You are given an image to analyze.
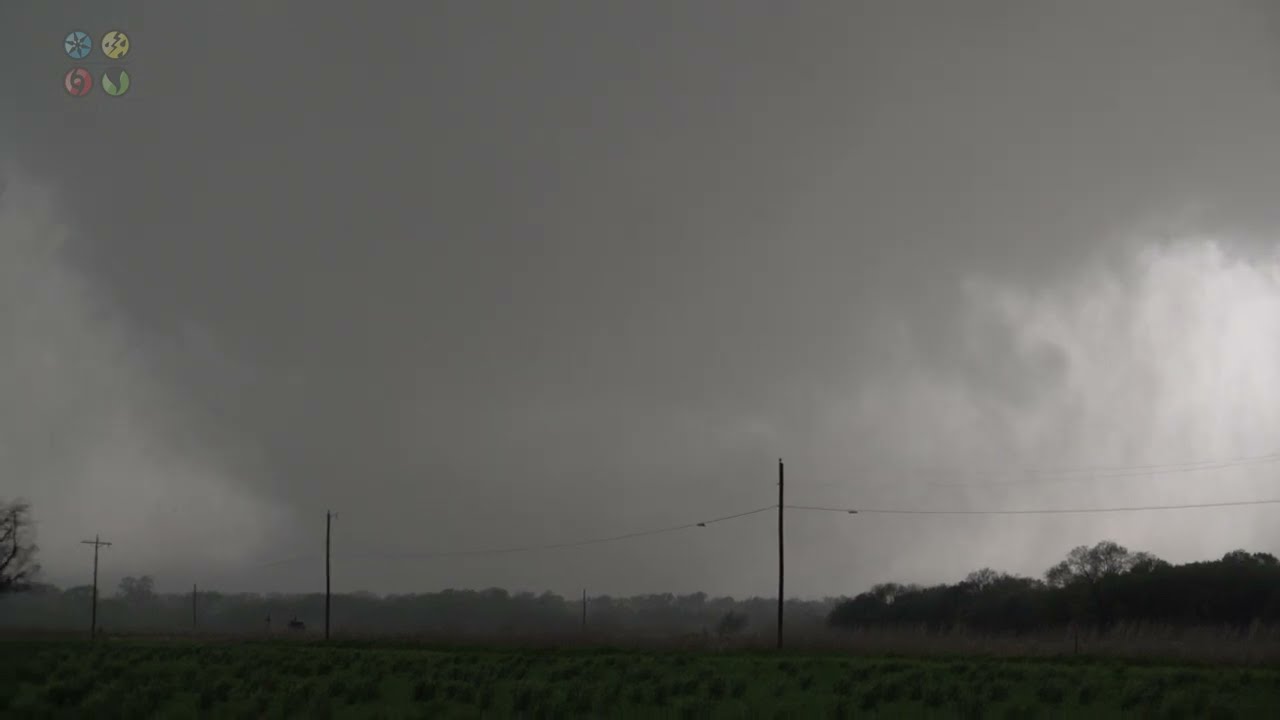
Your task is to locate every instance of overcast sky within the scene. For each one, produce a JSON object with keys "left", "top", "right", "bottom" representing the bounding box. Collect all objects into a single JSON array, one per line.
[{"left": 3, "top": 1, "right": 1280, "bottom": 600}]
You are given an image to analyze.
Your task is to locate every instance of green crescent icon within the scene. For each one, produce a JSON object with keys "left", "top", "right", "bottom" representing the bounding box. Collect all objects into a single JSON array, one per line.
[{"left": 102, "top": 69, "right": 130, "bottom": 97}]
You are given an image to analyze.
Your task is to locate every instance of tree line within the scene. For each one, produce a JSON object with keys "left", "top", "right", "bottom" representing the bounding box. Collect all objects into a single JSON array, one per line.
[
  {"left": 828, "top": 540, "right": 1280, "bottom": 634},
  {"left": 0, "top": 497, "right": 833, "bottom": 638},
  {"left": 0, "top": 578, "right": 836, "bottom": 640},
  {"left": 7, "top": 499, "right": 1280, "bottom": 638}
]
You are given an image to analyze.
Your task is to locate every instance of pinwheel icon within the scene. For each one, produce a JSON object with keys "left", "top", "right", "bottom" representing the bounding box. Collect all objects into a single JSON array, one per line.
[{"left": 64, "top": 31, "right": 92, "bottom": 60}]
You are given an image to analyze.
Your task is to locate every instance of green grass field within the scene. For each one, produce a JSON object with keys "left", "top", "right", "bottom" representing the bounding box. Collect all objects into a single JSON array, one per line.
[{"left": 3, "top": 639, "right": 1280, "bottom": 718}]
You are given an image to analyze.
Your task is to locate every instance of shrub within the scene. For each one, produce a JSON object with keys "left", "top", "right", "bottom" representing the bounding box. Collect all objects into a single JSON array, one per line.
[
  {"left": 707, "top": 676, "right": 727, "bottom": 699},
  {"left": 413, "top": 680, "right": 436, "bottom": 702},
  {"left": 1035, "top": 680, "right": 1066, "bottom": 704},
  {"left": 1002, "top": 703, "right": 1037, "bottom": 720},
  {"left": 44, "top": 676, "right": 94, "bottom": 707}
]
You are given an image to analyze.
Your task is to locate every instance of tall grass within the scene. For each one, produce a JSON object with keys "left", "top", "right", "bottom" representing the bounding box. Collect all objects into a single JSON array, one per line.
[
  {"left": 782, "top": 622, "right": 1280, "bottom": 664},
  {"left": 5, "top": 637, "right": 1280, "bottom": 717},
  {"left": 6, "top": 622, "right": 1280, "bottom": 664}
]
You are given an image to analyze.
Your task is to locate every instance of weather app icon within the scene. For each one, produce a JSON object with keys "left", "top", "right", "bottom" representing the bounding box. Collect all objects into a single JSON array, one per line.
[
  {"left": 101, "top": 69, "right": 130, "bottom": 98},
  {"left": 101, "top": 30, "right": 130, "bottom": 60},
  {"left": 64, "top": 67, "right": 93, "bottom": 97},
  {"left": 64, "top": 31, "right": 92, "bottom": 60}
]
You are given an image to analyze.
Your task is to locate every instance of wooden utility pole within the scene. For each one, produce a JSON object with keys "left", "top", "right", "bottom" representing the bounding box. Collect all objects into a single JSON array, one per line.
[
  {"left": 80, "top": 535, "right": 112, "bottom": 639},
  {"left": 581, "top": 589, "right": 587, "bottom": 632},
  {"left": 192, "top": 584, "right": 198, "bottom": 630},
  {"left": 325, "top": 511, "right": 332, "bottom": 641},
  {"left": 777, "top": 458, "right": 784, "bottom": 650}
]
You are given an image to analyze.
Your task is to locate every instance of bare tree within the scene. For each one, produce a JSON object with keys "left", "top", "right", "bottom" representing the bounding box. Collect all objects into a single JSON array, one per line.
[
  {"left": 1044, "top": 540, "right": 1163, "bottom": 587},
  {"left": 0, "top": 500, "right": 40, "bottom": 593}
]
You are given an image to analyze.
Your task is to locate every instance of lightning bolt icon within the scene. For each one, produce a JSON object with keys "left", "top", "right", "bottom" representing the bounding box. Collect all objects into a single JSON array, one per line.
[{"left": 103, "top": 32, "right": 128, "bottom": 57}]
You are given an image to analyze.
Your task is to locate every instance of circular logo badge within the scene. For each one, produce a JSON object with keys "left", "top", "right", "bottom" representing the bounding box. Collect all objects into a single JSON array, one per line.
[
  {"left": 102, "top": 68, "right": 131, "bottom": 97},
  {"left": 64, "top": 31, "right": 92, "bottom": 60},
  {"left": 101, "top": 31, "right": 130, "bottom": 60},
  {"left": 64, "top": 67, "right": 93, "bottom": 97}
]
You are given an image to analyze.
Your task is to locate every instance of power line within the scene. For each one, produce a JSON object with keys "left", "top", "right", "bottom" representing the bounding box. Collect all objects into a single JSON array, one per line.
[
  {"left": 187, "top": 506, "right": 775, "bottom": 592},
  {"left": 189, "top": 554, "right": 319, "bottom": 598},
  {"left": 804, "top": 450, "right": 1280, "bottom": 490},
  {"left": 1042, "top": 450, "right": 1280, "bottom": 475},
  {"left": 923, "top": 449, "right": 1280, "bottom": 477},
  {"left": 961, "top": 453, "right": 1280, "bottom": 483},
  {"left": 258, "top": 494, "right": 1280, "bottom": 568},
  {"left": 340, "top": 505, "right": 776, "bottom": 562},
  {"left": 786, "top": 498, "right": 1280, "bottom": 516},
  {"left": 253, "top": 554, "right": 317, "bottom": 570},
  {"left": 923, "top": 454, "right": 1280, "bottom": 489},
  {"left": 201, "top": 553, "right": 318, "bottom": 580},
  {"left": 182, "top": 472, "right": 1280, "bottom": 599}
]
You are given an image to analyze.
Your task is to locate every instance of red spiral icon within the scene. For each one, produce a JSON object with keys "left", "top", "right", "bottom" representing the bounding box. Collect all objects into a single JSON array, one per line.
[{"left": 64, "top": 67, "right": 93, "bottom": 97}]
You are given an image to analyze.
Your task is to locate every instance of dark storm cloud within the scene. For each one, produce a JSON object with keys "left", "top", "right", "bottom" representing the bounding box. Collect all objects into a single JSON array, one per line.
[{"left": 3, "top": 1, "right": 1280, "bottom": 597}]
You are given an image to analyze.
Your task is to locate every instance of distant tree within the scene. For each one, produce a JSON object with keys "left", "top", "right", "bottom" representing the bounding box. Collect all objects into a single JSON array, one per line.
[
  {"left": 963, "top": 574, "right": 1048, "bottom": 634},
  {"left": 825, "top": 539, "right": 1280, "bottom": 634},
  {"left": 1253, "top": 552, "right": 1280, "bottom": 567},
  {"left": 23, "top": 582, "right": 59, "bottom": 595},
  {"left": 715, "top": 610, "right": 748, "bottom": 638},
  {"left": 1044, "top": 541, "right": 1164, "bottom": 629},
  {"left": 964, "top": 568, "right": 1004, "bottom": 591},
  {"left": 869, "top": 583, "right": 910, "bottom": 604},
  {"left": 1222, "top": 550, "right": 1280, "bottom": 567},
  {"left": 0, "top": 500, "right": 40, "bottom": 593},
  {"left": 63, "top": 585, "right": 94, "bottom": 599},
  {"left": 1127, "top": 552, "right": 1169, "bottom": 574},
  {"left": 117, "top": 576, "right": 156, "bottom": 604},
  {"left": 1045, "top": 541, "right": 1145, "bottom": 587}
]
